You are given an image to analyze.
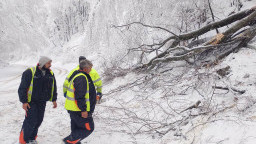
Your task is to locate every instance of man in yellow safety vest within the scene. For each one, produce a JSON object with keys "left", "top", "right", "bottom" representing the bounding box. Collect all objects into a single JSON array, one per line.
[
  {"left": 63, "top": 59, "right": 96, "bottom": 144},
  {"left": 18, "top": 56, "right": 57, "bottom": 144},
  {"left": 63, "top": 56, "right": 102, "bottom": 103}
]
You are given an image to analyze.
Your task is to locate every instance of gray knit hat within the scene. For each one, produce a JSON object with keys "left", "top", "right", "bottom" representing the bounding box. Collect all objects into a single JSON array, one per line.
[{"left": 38, "top": 56, "right": 52, "bottom": 68}]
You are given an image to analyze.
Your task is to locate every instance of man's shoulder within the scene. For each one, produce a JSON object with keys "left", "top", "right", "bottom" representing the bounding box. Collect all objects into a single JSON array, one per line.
[
  {"left": 90, "top": 68, "right": 100, "bottom": 76},
  {"left": 72, "top": 65, "right": 80, "bottom": 71},
  {"left": 48, "top": 69, "right": 55, "bottom": 76},
  {"left": 23, "top": 67, "right": 34, "bottom": 74},
  {"left": 73, "top": 74, "right": 88, "bottom": 84},
  {"left": 21, "top": 67, "right": 34, "bottom": 80},
  {"left": 91, "top": 68, "right": 98, "bottom": 73}
]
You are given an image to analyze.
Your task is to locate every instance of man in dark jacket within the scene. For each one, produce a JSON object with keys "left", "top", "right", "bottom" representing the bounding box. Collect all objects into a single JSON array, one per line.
[
  {"left": 63, "top": 56, "right": 103, "bottom": 104},
  {"left": 63, "top": 59, "right": 96, "bottom": 144},
  {"left": 18, "top": 56, "right": 57, "bottom": 144}
]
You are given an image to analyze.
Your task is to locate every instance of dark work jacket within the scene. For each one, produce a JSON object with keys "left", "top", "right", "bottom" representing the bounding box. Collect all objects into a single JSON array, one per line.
[
  {"left": 69, "top": 70, "right": 96, "bottom": 115},
  {"left": 18, "top": 66, "right": 57, "bottom": 103}
]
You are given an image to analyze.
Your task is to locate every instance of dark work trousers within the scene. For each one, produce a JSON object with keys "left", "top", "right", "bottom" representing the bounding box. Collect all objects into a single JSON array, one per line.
[
  {"left": 63, "top": 111, "right": 94, "bottom": 144},
  {"left": 19, "top": 102, "right": 46, "bottom": 143}
]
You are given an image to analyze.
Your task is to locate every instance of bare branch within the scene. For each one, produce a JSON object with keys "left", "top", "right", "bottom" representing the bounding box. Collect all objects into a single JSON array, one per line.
[
  {"left": 212, "top": 86, "right": 246, "bottom": 94},
  {"left": 112, "top": 21, "right": 178, "bottom": 36},
  {"left": 207, "top": 0, "right": 219, "bottom": 34},
  {"left": 180, "top": 100, "right": 201, "bottom": 113}
]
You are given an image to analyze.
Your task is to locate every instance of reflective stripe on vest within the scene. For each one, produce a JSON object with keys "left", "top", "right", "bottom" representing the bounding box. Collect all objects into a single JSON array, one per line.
[
  {"left": 63, "top": 66, "right": 79, "bottom": 95},
  {"left": 27, "top": 66, "right": 54, "bottom": 102},
  {"left": 63, "top": 66, "right": 102, "bottom": 94},
  {"left": 49, "top": 70, "right": 54, "bottom": 101},
  {"left": 97, "top": 86, "right": 103, "bottom": 89},
  {"left": 93, "top": 78, "right": 101, "bottom": 83},
  {"left": 27, "top": 67, "right": 36, "bottom": 102},
  {"left": 64, "top": 73, "right": 90, "bottom": 111},
  {"left": 89, "top": 68, "right": 102, "bottom": 93}
]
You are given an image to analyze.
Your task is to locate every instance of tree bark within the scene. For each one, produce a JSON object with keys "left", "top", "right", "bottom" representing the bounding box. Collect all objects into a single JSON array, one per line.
[{"left": 137, "top": 7, "right": 256, "bottom": 70}]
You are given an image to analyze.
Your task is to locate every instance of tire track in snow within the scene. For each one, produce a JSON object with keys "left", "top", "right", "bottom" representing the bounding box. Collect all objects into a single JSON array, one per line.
[
  {"left": 0, "top": 66, "right": 69, "bottom": 95},
  {"left": 0, "top": 89, "right": 16, "bottom": 94},
  {"left": 0, "top": 75, "right": 21, "bottom": 94},
  {"left": 0, "top": 74, "right": 21, "bottom": 84},
  {"left": 53, "top": 66, "right": 69, "bottom": 77},
  {"left": 0, "top": 65, "right": 72, "bottom": 144}
]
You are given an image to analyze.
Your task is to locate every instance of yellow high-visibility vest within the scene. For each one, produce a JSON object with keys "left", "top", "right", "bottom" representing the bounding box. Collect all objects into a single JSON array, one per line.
[
  {"left": 90, "top": 68, "right": 102, "bottom": 94},
  {"left": 63, "top": 66, "right": 79, "bottom": 95},
  {"left": 63, "top": 66, "right": 102, "bottom": 95},
  {"left": 27, "top": 66, "right": 55, "bottom": 102},
  {"left": 64, "top": 73, "right": 90, "bottom": 111}
]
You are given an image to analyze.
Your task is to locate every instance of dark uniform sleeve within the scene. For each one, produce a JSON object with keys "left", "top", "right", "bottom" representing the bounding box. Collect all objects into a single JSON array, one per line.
[
  {"left": 52, "top": 73, "right": 58, "bottom": 101},
  {"left": 18, "top": 69, "right": 32, "bottom": 103},
  {"left": 73, "top": 76, "right": 88, "bottom": 112},
  {"left": 86, "top": 73, "right": 96, "bottom": 114}
]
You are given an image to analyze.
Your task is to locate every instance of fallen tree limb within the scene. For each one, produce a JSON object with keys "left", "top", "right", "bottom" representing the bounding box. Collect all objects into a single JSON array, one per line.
[
  {"left": 141, "top": 9, "right": 256, "bottom": 69},
  {"left": 146, "top": 40, "right": 241, "bottom": 69},
  {"left": 180, "top": 101, "right": 201, "bottom": 113},
  {"left": 197, "top": 24, "right": 256, "bottom": 66},
  {"left": 221, "top": 10, "right": 256, "bottom": 42},
  {"left": 178, "top": 8, "right": 255, "bottom": 41},
  {"left": 133, "top": 6, "right": 256, "bottom": 70},
  {"left": 129, "top": 7, "right": 256, "bottom": 69},
  {"left": 212, "top": 86, "right": 246, "bottom": 94}
]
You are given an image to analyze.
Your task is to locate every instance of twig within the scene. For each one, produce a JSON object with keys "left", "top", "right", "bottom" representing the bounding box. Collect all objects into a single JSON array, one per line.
[
  {"left": 112, "top": 21, "right": 178, "bottom": 36},
  {"left": 180, "top": 101, "right": 201, "bottom": 113},
  {"left": 212, "top": 85, "right": 245, "bottom": 94}
]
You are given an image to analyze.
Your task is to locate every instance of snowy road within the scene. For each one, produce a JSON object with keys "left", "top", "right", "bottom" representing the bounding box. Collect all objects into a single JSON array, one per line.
[
  {"left": 0, "top": 64, "right": 71, "bottom": 144},
  {"left": 0, "top": 64, "right": 137, "bottom": 144}
]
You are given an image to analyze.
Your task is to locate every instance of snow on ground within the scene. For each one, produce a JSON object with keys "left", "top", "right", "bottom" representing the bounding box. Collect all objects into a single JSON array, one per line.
[
  {"left": 157, "top": 46, "right": 256, "bottom": 144},
  {"left": 1, "top": 46, "right": 256, "bottom": 144},
  {"left": 0, "top": 60, "right": 157, "bottom": 144},
  {"left": 1, "top": 0, "right": 256, "bottom": 144}
]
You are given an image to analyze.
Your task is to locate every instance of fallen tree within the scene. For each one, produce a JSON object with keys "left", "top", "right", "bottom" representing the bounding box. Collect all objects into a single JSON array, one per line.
[
  {"left": 102, "top": 4, "right": 256, "bottom": 141},
  {"left": 114, "top": 6, "right": 256, "bottom": 70}
]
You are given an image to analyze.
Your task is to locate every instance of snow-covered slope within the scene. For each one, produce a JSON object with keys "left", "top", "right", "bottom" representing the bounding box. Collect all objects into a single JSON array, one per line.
[
  {"left": 0, "top": 0, "right": 52, "bottom": 64},
  {"left": 1, "top": 0, "right": 256, "bottom": 144}
]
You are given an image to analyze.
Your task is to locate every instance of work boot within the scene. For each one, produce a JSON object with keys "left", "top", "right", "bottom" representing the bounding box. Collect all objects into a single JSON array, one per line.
[
  {"left": 63, "top": 136, "right": 82, "bottom": 144},
  {"left": 27, "top": 140, "right": 38, "bottom": 144},
  {"left": 63, "top": 139, "right": 81, "bottom": 144},
  {"left": 63, "top": 141, "right": 81, "bottom": 144}
]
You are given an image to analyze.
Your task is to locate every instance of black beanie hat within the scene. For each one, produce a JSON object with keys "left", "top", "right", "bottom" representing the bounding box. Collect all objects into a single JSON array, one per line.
[{"left": 79, "top": 56, "right": 86, "bottom": 63}]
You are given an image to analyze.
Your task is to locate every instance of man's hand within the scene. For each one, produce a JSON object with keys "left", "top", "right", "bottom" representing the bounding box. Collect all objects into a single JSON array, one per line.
[
  {"left": 22, "top": 103, "right": 30, "bottom": 111},
  {"left": 52, "top": 101, "right": 57, "bottom": 108},
  {"left": 81, "top": 111, "right": 88, "bottom": 118},
  {"left": 96, "top": 92, "right": 102, "bottom": 104},
  {"left": 96, "top": 95, "right": 100, "bottom": 103}
]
